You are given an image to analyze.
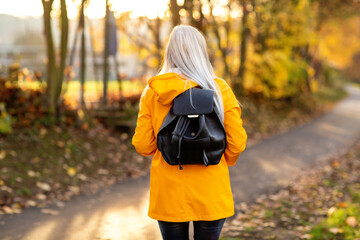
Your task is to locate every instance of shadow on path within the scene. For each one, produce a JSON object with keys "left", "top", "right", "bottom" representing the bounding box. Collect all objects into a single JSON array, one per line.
[
  {"left": 1, "top": 85, "right": 360, "bottom": 240},
  {"left": 0, "top": 175, "right": 161, "bottom": 240}
]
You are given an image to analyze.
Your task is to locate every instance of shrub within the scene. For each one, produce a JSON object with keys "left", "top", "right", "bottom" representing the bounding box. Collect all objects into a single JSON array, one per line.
[{"left": 0, "top": 102, "right": 12, "bottom": 134}]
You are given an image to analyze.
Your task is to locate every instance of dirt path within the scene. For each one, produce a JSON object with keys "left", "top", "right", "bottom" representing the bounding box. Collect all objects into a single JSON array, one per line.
[
  {"left": 230, "top": 85, "right": 360, "bottom": 202},
  {"left": 1, "top": 85, "right": 360, "bottom": 240}
]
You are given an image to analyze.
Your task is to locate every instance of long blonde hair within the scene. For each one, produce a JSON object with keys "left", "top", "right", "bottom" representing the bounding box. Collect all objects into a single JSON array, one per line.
[{"left": 159, "top": 25, "right": 224, "bottom": 121}]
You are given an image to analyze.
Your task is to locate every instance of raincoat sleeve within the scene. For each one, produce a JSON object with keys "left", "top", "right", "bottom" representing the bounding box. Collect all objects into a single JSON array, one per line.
[
  {"left": 132, "top": 87, "right": 157, "bottom": 156},
  {"left": 222, "top": 85, "right": 247, "bottom": 166}
]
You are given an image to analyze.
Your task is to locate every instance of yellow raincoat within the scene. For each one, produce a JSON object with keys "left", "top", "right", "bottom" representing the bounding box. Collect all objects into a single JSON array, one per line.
[{"left": 132, "top": 72, "right": 247, "bottom": 222}]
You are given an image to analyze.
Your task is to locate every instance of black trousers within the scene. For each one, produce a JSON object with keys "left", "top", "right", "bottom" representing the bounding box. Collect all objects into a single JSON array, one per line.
[{"left": 158, "top": 218, "right": 226, "bottom": 240}]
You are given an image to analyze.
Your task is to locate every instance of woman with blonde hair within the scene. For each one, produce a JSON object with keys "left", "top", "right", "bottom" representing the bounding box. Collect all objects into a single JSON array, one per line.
[{"left": 132, "top": 25, "right": 247, "bottom": 240}]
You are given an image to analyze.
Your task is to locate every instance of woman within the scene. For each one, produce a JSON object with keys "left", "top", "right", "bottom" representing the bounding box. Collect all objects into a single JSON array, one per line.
[{"left": 132, "top": 25, "right": 247, "bottom": 240}]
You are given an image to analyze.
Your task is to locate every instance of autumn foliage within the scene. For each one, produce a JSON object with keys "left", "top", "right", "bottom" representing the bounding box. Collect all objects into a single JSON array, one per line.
[{"left": 0, "top": 77, "right": 48, "bottom": 128}]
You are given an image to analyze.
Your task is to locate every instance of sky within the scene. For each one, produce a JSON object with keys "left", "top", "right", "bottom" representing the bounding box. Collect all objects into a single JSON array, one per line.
[{"left": 0, "top": 0, "right": 169, "bottom": 19}]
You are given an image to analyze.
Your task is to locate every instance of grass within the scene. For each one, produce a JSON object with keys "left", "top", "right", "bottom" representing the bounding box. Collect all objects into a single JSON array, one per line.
[
  {"left": 242, "top": 82, "right": 348, "bottom": 144},
  {"left": 17, "top": 79, "right": 144, "bottom": 93},
  {"left": 64, "top": 79, "right": 145, "bottom": 96},
  {"left": 352, "top": 82, "right": 360, "bottom": 89},
  {"left": 0, "top": 125, "right": 150, "bottom": 211},
  {"left": 16, "top": 79, "right": 145, "bottom": 108},
  {"left": 63, "top": 80, "right": 145, "bottom": 107},
  {"left": 313, "top": 82, "right": 348, "bottom": 104},
  {"left": 0, "top": 78, "right": 152, "bottom": 212},
  {"left": 311, "top": 203, "right": 360, "bottom": 240}
]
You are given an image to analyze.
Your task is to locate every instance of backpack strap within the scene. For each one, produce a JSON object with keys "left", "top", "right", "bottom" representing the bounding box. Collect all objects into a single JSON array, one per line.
[
  {"left": 202, "top": 150, "right": 209, "bottom": 166},
  {"left": 158, "top": 108, "right": 177, "bottom": 134},
  {"left": 172, "top": 115, "right": 191, "bottom": 170}
]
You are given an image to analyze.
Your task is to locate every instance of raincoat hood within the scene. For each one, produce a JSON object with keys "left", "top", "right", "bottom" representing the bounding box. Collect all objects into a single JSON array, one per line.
[{"left": 148, "top": 72, "right": 199, "bottom": 105}]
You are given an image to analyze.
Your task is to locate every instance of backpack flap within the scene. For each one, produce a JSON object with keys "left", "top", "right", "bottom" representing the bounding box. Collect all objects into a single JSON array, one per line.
[{"left": 173, "top": 88, "right": 214, "bottom": 116}]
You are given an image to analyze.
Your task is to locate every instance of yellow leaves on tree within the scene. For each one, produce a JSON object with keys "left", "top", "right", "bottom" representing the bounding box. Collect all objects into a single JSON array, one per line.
[
  {"left": 318, "top": 17, "right": 360, "bottom": 69},
  {"left": 245, "top": 50, "right": 308, "bottom": 99}
]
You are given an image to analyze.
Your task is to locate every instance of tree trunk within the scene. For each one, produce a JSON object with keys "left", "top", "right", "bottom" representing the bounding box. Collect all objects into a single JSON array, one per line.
[
  {"left": 235, "top": 0, "right": 249, "bottom": 96},
  {"left": 148, "top": 16, "right": 162, "bottom": 69},
  {"left": 80, "top": 0, "right": 86, "bottom": 107},
  {"left": 89, "top": 19, "right": 102, "bottom": 99},
  {"left": 56, "top": 0, "right": 69, "bottom": 115},
  {"left": 184, "top": 0, "right": 206, "bottom": 34},
  {"left": 302, "top": 44, "right": 312, "bottom": 93},
  {"left": 169, "top": 0, "right": 181, "bottom": 26},
  {"left": 42, "top": 0, "right": 57, "bottom": 112},
  {"left": 103, "top": 0, "right": 110, "bottom": 105},
  {"left": 208, "top": 0, "right": 231, "bottom": 79},
  {"left": 42, "top": 0, "right": 68, "bottom": 116},
  {"left": 184, "top": 0, "right": 194, "bottom": 24}
]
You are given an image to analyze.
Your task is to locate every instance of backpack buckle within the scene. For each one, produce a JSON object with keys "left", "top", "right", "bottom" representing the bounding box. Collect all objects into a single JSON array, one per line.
[{"left": 187, "top": 114, "right": 199, "bottom": 118}]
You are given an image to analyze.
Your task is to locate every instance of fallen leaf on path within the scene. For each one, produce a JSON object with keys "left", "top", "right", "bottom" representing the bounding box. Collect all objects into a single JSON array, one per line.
[
  {"left": 27, "top": 170, "right": 40, "bottom": 177},
  {"left": 36, "top": 182, "right": 51, "bottom": 191},
  {"left": 332, "top": 160, "right": 340, "bottom": 168},
  {"left": 107, "top": 136, "right": 117, "bottom": 143},
  {"left": 0, "top": 150, "right": 6, "bottom": 159},
  {"left": 78, "top": 173, "right": 87, "bottom": 181},
  {"left": 296, "top": 226, "right": 311, "bottom": 231},
  {"left": 9, "top": 150, "right": 17, "bottom": 157},
  {"left": 31, "top": 157, "right": 40, "bottom": 163},
  {"left": 82, "top": 123, "right": 89, "bottom": 130},
  {"left": 300, "top": 234, "right": 312, "bottom": 239},
  {"left": 41, "top": 209, "right": 59, "bottom": 216},
  {"left": 40, "top": 128, "right": 47, "bottom": 137},
  {"left": 230, "top": 219, "right": 242, "bottom": 226},
  {"left": 263, "top": 222, "right": 275, "bottom": 227},
  {"left": 26, "top": 200, "right": 37, "bottom": 207},
  {"left": 2, "top": 206, "right": 14, "bottom": 214},
  {"left": 346, "top": 216, "right": 358, "bottom": 227},
  {"left": 107, "top": 153, "right": 114, "bottom": 159},
  {"left": 36, "top": 193, "right": 47, "bottom": 200},
  {"left": 126, "top": 169, "right": 145, "bottom": 177},
  {"left": 329, "top": 227, "right": 343, "bottom": 234},
  {"left": 68, "top": 186, "right": 80, "bottom": 194},
  {"left": 106, "top": 177, "right": 116, "bottom": 185},
  {"left": 98, "top": 169, "right": 109, "bottom": 175},
  {"left": 338, "top": 202, "right": 347, "bottom": 208},
  {"left": 67, "top": 167, "right": 76, "bottom": 177},
  {"left": 55, "top": 201, "right": 65, "bottom": 208},
  {"left": 11, "top": 203, "right": 22, "bottom": 213},
  {"left": 120, "top": 133, "right": 128, "bottom": 140},
  {"left": 77, "top": 109, "right": 84, "bottom": 119},
  {"left": 135, "top": 155, "right": 144, "bottom": 163},
  {"left": 327, "top": 206, "right": 337, "bottom": 216},
  {"left": 1, "top": 186, "right": 13, "bottom": 193},
  {"left": 84, "top": 142, "right": 91, "bottom": 150},
  {"left": 57, "top": 141, "right": 65, "bottom": 148},
  {"left": 54, "top": 127, "right": 62, "bottom": 133}
]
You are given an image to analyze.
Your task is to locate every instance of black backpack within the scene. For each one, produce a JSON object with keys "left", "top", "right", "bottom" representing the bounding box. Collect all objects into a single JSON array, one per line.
[{"left": 157, "top": 87, "right": 227, "bottom": 170}]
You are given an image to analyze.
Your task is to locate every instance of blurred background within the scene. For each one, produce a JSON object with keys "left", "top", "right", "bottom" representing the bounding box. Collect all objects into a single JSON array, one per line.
[
  {"left": 0, "top": 0, "right": 360, "bottom": 188},
  {"left": 0, "top": 0, "right": 360, "bottom": 238},
  {"left": 0, "top": 0, "right": 359, "bottom": 109},
  {"left": 0, "top": 0, "right": 359, "bottom": 143}
]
